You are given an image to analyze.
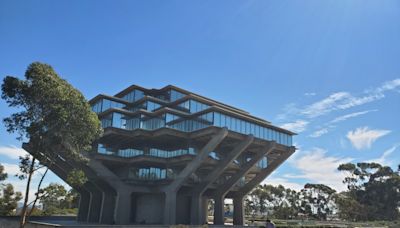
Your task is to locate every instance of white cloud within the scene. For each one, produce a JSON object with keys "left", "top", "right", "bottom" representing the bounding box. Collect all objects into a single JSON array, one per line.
[
  {"left": 346, "top": 127, "right": 391, "bottom": 150},
  {"left": 286, "top": 147, "right": 352, "bottom": 192},
  {"left": 262, "top": 177, "right": 304, "bottom": 191},
  {"left": 309, "top": 128, "right": 329, "bottom": 138},
  {"left": 301, "top": 92, "right": 350, "bottom": 118},
  {"left": 304, "top": 92, "right": 316, "bottom": 96},
  {"left": 279, "top": 78, "right": 400, "bottom": 120},
  {"left": 366, "top": 144, "right": 399, "bottom": 166},
  {"left": 330, "top": 110, "right": 377, "bottom": 124},
  {"left": 1, "top": 163, "right": 20, "bottom": 176},
  {"left": 280, "top": 120, "right": 309, "bottom": 133},
  {"left": 0, "top": 145, "right": 29, "bottom": 160}
]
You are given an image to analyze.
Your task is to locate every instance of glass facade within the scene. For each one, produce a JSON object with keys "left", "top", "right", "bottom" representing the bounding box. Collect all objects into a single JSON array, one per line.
[
  {"left": 92, "top": 87, "right": 293, "bottom": 147},
  {"left": 128, "top": 167, "right": 171, "bottom": 180},
  {"left": 98, "top": 110, "right": 292, "bottom": 146},
  {"left": 91, "top": 99, "right": 125, "bottom": 114},
  {"left": 98, "top": 144, "right": 196, "bottom": 158},
  {"left": 169, "top": 89, "right": 185, "bottom": 101},
  {"left": 176, "top": 100, "right": 209, "bottom": 113},
  {"left": 121, "top": 89, "right": 144, "bottom": 102}
]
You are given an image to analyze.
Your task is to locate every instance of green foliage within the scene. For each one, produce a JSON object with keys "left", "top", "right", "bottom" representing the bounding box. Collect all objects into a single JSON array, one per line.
[
  {"left": 0, "top": 184, "right": 23, "bottom": 215},
  {"left": 39, "top": 183, "right": 78, "bottom": 216},
  {"left": 67, "top": 169, "right": 88, "bottom": 187},
  {"left": 0, "top": 164, "right": 7, "bottom": 181},
  {"left": 301, "top": 183, "right": 336, "bottom": 220},
  {"left": 1, "top": 62, "right": 102, "bottom": 226},
  {"left": 1, "top": 62, "right": 102, "bottom": 161},
  {"left": 0, "top": 163, "right": 23, "bottom": 216},
  {"left": 337, "top": 162, "right": 400, "bottom": 221}
]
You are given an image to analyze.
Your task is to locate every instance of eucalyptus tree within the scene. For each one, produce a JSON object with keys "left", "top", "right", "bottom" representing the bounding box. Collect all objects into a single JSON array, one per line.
[
  {"left": 337, "top": 162, "right": 400, "bottom": 221},
  {"left": 0, "top": 163, "right": 23, "bottom": 216},
  {"left": 1, "top": 62, "right": 102, "bottom": 227}
]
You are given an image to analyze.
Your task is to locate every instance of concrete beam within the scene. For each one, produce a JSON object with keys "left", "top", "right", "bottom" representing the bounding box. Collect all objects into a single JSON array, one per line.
[
  {"left": 235, "top": 146, "right": 295, "bottom": 197},
  {"left": 166, "top": 128, "right": 228, "bottom": 193},
  {"left": 213, "top": 142, "right": 276, "bottom": 225},
  {"left": 190, "top": 135, "right": 253, "bottom": 224},
  {"left": 214, "top": 141, "right": 276, "bottom": 197},
  {"left": 163, "top": 128, "right": 228, "bottom": 225}
]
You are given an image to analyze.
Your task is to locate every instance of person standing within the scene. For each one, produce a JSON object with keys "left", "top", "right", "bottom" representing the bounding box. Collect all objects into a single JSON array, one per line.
[{"left": 265, "top": 219, "right": 276, "bottom": 228}]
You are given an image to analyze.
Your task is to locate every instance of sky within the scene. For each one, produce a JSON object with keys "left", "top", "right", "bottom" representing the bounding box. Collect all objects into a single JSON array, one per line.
[{"left": 0, "top": 0, "right": 399, "bottom": 200}]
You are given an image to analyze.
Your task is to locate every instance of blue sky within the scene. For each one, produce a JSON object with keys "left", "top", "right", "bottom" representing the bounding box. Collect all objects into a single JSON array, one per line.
[{"left": 0, "top": 1, "right": 399, "bottom": 198}]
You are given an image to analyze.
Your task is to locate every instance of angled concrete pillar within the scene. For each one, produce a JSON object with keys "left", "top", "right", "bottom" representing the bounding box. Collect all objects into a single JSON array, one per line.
[
  {"left": 164, "top": 128, "right": 228, "bottom": 225},
  {"left": 191, "top": 135, "right": 253, "bottom": 224},
  {"left": 237, "top": 146, "right": 295, "bottom": 196},
  {"left": 233, "top": 196, "right": 244, "bottom": 225},
  {"left": 215, "top": 142, "right": 276, "bottom": 198},
  {"left": 167, "top": 128, "right": 228, "bottom": 193},
  {"left": 163, "top": 191, "right": 177, "bottom": 225},
  {"left": 213, "top": 195, "right": 225, "bottom": 225},
  {"left": 114, "top": 190, "right": 131, "bottom": 225}
]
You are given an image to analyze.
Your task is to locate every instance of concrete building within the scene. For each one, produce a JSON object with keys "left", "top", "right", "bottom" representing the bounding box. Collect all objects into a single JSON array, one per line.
[{"left": 24, "top": 85, "right": 296, "bottom": 225}]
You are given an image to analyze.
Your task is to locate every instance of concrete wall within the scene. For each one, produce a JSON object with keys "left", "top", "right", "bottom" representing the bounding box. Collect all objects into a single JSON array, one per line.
[{"left": 135, "top": 193, "right": 164, "bottom": 224}]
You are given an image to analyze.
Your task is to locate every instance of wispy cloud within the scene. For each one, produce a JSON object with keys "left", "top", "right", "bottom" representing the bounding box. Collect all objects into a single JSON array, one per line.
[
  {"left": 309, "top": 110, "right": 377, "bottom": 138},
  {"left": 0, "top": 145, "right": 28, "bottom": 160},
  {"left": 366, "top": 144, "right": 399, "bottom": 166},
  {"left": 330, "top": 110, "right": 377, "bottom": 124},
  {"left": 278, "top": 78, "right": 400, "bottom": 120},
  {"left": 309, "top": 128, "right": 329, "bottom": 138},
  {"left": 287, "top": 147, "right": 352, "bottom": 191},
  {"left": 304, "top": 92, "right": 316, "bottom": 97},
  {"left": 347, "top": 127, "right": 391, "bottom": 150},
  {"left": 280, "top": 120, "right": 309, "bottom": 133}
]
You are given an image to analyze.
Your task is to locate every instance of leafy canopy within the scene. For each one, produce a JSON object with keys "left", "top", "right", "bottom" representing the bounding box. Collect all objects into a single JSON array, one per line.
[{"left": 1, "top": 62, "right": 102, "bottom": 160}]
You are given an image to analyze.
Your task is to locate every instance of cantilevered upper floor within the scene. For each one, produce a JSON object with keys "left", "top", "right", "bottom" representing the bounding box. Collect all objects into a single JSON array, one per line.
[{"left": 89, "top": 84, "right": 295, "bottom": 147}]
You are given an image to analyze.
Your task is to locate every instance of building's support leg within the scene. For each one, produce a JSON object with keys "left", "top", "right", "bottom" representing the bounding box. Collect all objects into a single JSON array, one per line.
[
  {"left": 214, "top": 142, "right": 277, "bottom": 202},
  {"left": 99, "top": 187, "right": 116, "bottom": 224},
  {"left": 201, "top": 196, "right": 209, "bottom": 224},
  {"left": 163, "top": 191, "right": 177, "bottom": 225},
  {"left": 114, "top": 190, "right": 131, "bottom": 225},
  {"left": 86, "top": 183, "right": 103, "bottom": 223},
  {"left": 114, "top": 190, "right": 132, "bottom": 225},
  {"left": 77, "top": 189, "right": 90, "bottom": 222},
  {"left": 236, "top": 146, "right": 296, "bottom": 196},
  {"left": 213, "top": 194, "right": 225, "bottom": 225},
  {"left": 190, "top": 192, "right": 202, "bottom": 225},
  {"left": 233, "top": 195, "right": 244, "bottom": 225}
]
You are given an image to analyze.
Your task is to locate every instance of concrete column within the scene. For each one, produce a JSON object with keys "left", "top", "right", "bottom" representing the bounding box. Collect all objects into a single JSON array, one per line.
[
  {"left": 213, "top": 195, "right": 225, "bottom": 225},
  {"left": 190, "top": 193, "right": 202, "bottom": 225},
  {"left": 114, "top": 190, "right": 131, "bottom": 224},
  {"left": 86, "top": 183, "right": 103, "bottom": 223},
  {"left": 233, "top": 196, "right": 244, "bottom": 225},
  {"left": 201, "top": 196, "right": 209, "bottom": 224},
  {"left": 163, "top": 191, "right": 177, "bottom": 225},
  {"left": 99, "top": 189, "right": 116, "bottom": 224},
  {"left": 77, "top": 190, "right": 90, "bottom": 222}
]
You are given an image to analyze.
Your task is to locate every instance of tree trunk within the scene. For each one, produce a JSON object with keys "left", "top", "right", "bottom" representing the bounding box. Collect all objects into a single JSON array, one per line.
[
  {"left": 19, "top": 157, "right": 36, "bottom": 228},
  {"left": 27, "top": 167, "right": 49, "bottom": 217}
]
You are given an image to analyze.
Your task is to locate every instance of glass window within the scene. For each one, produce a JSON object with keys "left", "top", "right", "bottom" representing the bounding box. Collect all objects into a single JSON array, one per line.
[{"left": 170, "top": 89, "right": 185, "bottom": 101}]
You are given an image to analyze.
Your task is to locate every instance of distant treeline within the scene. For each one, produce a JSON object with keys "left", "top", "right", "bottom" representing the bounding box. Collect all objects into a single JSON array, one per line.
[{"left": 245, "top": 162, "right": 400, "bottom": 221}]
